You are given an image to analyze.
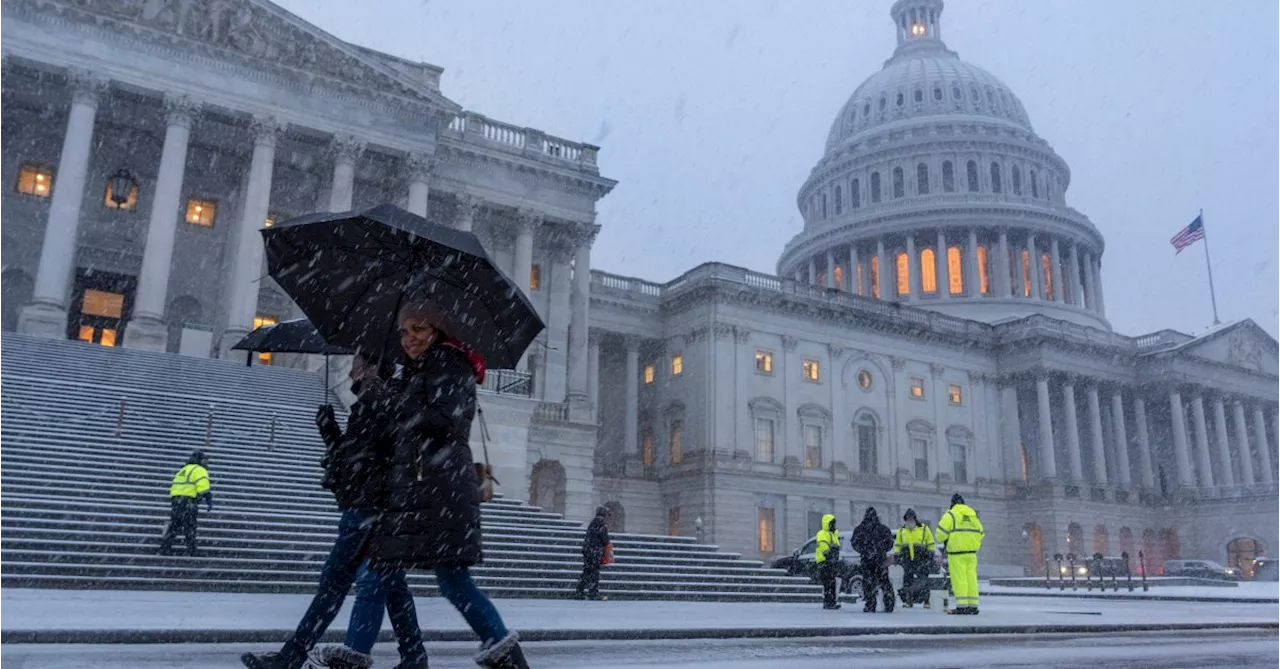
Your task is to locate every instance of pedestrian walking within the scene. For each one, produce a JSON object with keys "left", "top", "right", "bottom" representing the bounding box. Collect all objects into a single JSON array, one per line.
[
  {"left": 241, "top": 352, "right": 430, "bottom": 669},
  {"left": 814, "top": 513, "right": 841, "bottom": 609},
  {"left": 894, "top": 508, "right": 936, "bottom": 608},
  {"left": 365, "top": 299, "right": 529, "bottom": 669},
  {"left": 158, "top": 450, "right": 212, "bottom": 556},
  {"left": 851, "top": 507, "right": 895, "bottom": 612},
  {"left": 936, "top": 493, "right": 985, "bottom": 615},
  {"left": 575, "top": 506, "right": 612, "bottom": 600}
]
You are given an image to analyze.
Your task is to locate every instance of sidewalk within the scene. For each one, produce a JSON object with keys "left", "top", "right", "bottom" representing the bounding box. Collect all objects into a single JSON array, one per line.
[
  {"left": 984, "top": 580, "right": 1280, "bottom": 603},
  {"left": 2, "top": 589, "right": 1276, "bottom": 644}
]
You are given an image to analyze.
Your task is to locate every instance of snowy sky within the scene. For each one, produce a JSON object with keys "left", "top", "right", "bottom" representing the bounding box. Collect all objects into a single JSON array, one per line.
[{"left": 274, "top": 0, "right": 1279, "bottom": 339}]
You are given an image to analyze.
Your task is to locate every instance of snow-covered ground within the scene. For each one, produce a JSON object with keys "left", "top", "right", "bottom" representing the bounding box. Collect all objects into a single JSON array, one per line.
[
  {"left": 2, "top": 588, "right": 1275, "bottom": 639},
  {"left": 984, "top": 580, "right": 1280, "bottom": 600}
]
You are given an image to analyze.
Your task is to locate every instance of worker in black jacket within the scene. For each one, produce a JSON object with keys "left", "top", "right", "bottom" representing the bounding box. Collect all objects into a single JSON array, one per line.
[
  {"left": 851, "top": 506, "right": 896, "bottom": 612},
  {"left": 575, "top": 506, "right": 612, "bottom": 600}
]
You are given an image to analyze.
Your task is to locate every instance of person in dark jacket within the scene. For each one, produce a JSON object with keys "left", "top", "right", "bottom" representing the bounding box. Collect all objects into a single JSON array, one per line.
[
  {"left": 242, "top": 352, "right": 430, "bottom": 669},
  {"left": 366, "top": 299, "right": 529, "bottom": 669},
  {"left": 575, "top": 506, "right": 612, "bottom": 600},
  {"left": 851, "top": 507, "right": 895, "bottom": 613}
]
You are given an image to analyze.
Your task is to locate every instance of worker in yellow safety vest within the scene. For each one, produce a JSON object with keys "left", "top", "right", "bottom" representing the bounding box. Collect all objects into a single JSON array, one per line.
[
  {"left": 894, "top": 508, "right": 936, "bottom": 608},
  {"left": 814, "top": 513, "right": 841, "bottom": 609},
  {"left": 159, "top": 450, "right": 213, "bottom": 556},
  {"left": 935, "top": 493, "right": 984, "bottom": 614}
]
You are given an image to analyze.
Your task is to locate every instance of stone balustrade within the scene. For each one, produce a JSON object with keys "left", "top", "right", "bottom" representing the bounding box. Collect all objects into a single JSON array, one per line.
[{"left": 445, "top": 110, "right": 599, "bottom": 172}]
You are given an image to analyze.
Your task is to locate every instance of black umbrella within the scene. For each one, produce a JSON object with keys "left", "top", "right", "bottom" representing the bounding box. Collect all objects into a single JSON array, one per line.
[
  {"left": 231, "top": 318, "right": 354, "bottom": 390},
  {"left": 260, "top": 203, "right": 544, "bottom": 369}
]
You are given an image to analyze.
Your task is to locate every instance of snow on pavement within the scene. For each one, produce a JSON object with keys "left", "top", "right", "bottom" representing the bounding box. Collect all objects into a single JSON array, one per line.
[{"left": 984, "top": 580, "right": 1279, "bottom": 600}]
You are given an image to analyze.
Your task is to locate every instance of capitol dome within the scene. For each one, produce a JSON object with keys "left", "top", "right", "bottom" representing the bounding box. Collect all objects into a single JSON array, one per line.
[{"left": 778, "top": 0, "right": 1110, "bottom": 330}]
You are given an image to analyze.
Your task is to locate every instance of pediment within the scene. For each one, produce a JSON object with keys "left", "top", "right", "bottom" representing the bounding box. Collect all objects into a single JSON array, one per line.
[
  {"left": 27, "top": 0, "right": 458, "bottom": 113},
  {"left": 1174, "top": 321, "right": 1279, "bottom": 374}
]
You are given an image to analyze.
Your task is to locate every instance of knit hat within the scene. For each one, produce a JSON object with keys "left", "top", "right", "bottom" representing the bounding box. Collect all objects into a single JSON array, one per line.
[{"left": 950, "top": 493, "right": 965, "bottom": 506}]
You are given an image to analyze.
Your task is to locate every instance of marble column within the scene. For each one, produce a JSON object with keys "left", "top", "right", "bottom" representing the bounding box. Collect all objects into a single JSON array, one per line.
[
  {"left": 513, "top": 210, "right": 539, "bottom": 298},
  {"left": 566, "top": 224, "right": 597, "bottom": 408},
  {"left": 1062, "top": 380, "right": 1084, "bottom": 481},
  {"left": 848, "top": 245, "right": 860, "bottom": 294},
  {"left": 1092, "top": 256, "right": 1107, "bottom": 316},
  {"left": 905, "top": 235, "right": 918, "bottom": 301},
  {"left": 1082, "top": 251, "right": 1098, "bottom": 313},
  {"left": 1110, "top": 391, "right": 1132, "bottom": 486},
  {"left": 1252, "top": 405, "right": 1274, "bottom": 484},
  {"left": 807, "top": 256, "right": 817, "bottom": 285},
  {"left": 996, "top": 228, "right": 1012, "bottom": 298},
  {"left": 1026, "top": 233, "right": 1041, "bottom": 300},
  {"left": 623, "top": 335, "right": 640, "bottom": 456},
  {"left": 876, "top": 239, "right": 888, "bottom": 300},
  {"left": 587, "top": 329, "right": 601, "bottom": 414},
  {"left": 19, "top": 69, "right": 109, "bottom": 338},
  {"left": 1000, "top": 382, "right": 1024, "bottom": 481},
  {"left": 1134, "top": 397, "right": 1155, "bottom": 488},
  {"left": 936, "top": 229, "right": 950, "bottom": 299},
  {"left": 220, "top": 115, "right": 285, "bottom": 357},
  {"left": 405, "top": 152, "right": 434, "bottom": 218},
  {"left": 454, "top": 194, "right": 480, "bottom": 232},
  {"left": 124, "top": 94, "right": 200, "bottom": 351},
  {"left": 1190, "top": 396, "right": 1214, "bottom": 487},
  {"left": 1233, "top": 400, "right": 1255, "bottom": 485},
  {"left": 1169, "top": 390, "right": 1194, "bottom": 487},
  {"left": 327, "top": 133, "right": 364, "bottom": 212},
  {"left": 1068, "top": 243, "right": 1082, "bottom": 306},
  {"left": 1087, "top": 385, "right": 1108, "bottom": 484},
  {"left": 1212, "top": 398, "right": 1235, "bottom": 486},
  {"left": 1050, "top": 238, "right": 1065, "bottom": 302},
  {"left": 1036, "top": 375, "right": 1057, "bottom": 479},
  {"left": 966, "top": 228, "right": 980, "bottom": 297}
]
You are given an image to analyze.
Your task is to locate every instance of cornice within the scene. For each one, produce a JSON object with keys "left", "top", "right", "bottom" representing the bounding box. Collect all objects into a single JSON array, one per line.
[{"left": 436, "top": 140, "right": 615, "bottom": 200}]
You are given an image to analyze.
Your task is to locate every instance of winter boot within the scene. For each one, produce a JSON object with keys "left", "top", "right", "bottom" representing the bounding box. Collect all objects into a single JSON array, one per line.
[
  {"left": 474, "top": 632, "right": 530, "bottom": 669},
  {"left": 315, "top": 645, "right": 374, "bottom": 669}
]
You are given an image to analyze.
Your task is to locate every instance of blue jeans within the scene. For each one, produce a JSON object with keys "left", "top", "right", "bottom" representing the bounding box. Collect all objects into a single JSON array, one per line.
[
  {"left": 279, "top": 510, "right": 425, "bottom": 665},
  {"left": 434, "top": 565, "right": 510, "bottom": 647},
  {"left": 351, "top": 563, "right": 511, "bottom": 649}
]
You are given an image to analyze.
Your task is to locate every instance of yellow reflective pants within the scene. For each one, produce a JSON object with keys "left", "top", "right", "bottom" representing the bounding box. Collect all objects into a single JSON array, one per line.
[{"left": 948, "top": 552, "right": 979, "bottom": 609}]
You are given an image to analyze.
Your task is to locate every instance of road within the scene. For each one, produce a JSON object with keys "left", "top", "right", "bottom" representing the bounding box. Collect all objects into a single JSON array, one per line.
[{"left": 4, "top": 629, "right": 1276, "bottom": 668}]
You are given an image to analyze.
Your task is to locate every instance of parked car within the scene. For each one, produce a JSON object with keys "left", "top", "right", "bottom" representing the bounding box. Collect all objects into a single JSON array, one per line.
[
  {"left": 1161, "top": 559, "right": 1242, "bottom": 581},
  {"left": 770, "top": 538, "right": 863, "bottom": 594},
  {"left": 1085, "top": 555, "right": 1132, "bottom": 578},
  {"left": 1251, "top": 557, "right": 1277, "bottom": 581}
]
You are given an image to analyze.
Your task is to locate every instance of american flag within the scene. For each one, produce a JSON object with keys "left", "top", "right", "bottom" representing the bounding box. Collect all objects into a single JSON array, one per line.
[{"left": 1170, "top": 215, "right": 1205, "bottom": 254}]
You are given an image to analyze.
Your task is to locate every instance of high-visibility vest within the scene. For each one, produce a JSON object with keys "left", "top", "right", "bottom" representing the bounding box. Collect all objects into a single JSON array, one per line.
[
  {"left": 936, "top": 504, "right": 984, "bottom": 554},
  {"left": 169, "top": 464, "right": 210, "bottom": 498},
  {"left": 814, "top": 513, "right": 839, "bottom": 563},
  {"left": 895, "top": 524, "right": 936, "bottom": 560}
]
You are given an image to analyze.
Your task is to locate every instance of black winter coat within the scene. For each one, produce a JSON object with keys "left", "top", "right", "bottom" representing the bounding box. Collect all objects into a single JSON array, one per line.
[
  {"left": 582, "top": 512, "right": 611, "bottom": 559},
  {"left": 851, "top": 508, "right": 894, "bottom": 564},
  {"left": 317, "top": 379, "right": 393, "bottom": 511},
  {"left": 369, "top": 344, "right": 483, "bottom": 570}
]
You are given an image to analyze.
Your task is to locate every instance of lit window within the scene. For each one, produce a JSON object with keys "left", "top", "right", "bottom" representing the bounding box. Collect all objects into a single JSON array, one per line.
[
  {"left": 1021, "top": 249, "right": 1032, "bottom": 297},
  {"left": 81, "top": 289, "right": 125, "bottom": 319},
  {"left": 668, "top": 506, "right": 681, "bottom": 536},
  {"left": 920, "top": 248, "right": 937, "bottom": 293},
  {"left": 530, "top": 264, "right": 542, "bottom": 291},
  {"left": 755, "top": 350, "right": 773, "bottom": 375},
  {"left": 1040, "top": 252, "right": 1053, "bottom": 299},
  {"left": 833, "top": 265, "right": 844, "bottom": 290},
  {"left": 99, "top": 328, "right": 118, "bottom": 347},
  {"left": 910, "top": 377, "right": 925, "bottom": 398},
  {"left": 802, "top": 359, "right": 820, "bottom": 382},
  {"left": 948, "top": 246, "right": 964, "bottom": 295},
  {"left": 948, "top": 384, "right": 963, "bottom": 405},
  {"left": 855, "top": 261, "right": 865, "bottom": 295},
  {"left": 896, "top": 252, "right": 909, "bottom": 296},
  {"left": 911, "top": 22, "right": 926, "bottom": 36},
  {"left": 758, "top": 507, "right": 776, "bottom": 553},
  {"left": 77, "top": 325, "right": 94, "bottom": 343},
  {"left": 754, "top": 417, "right": 775, "bottom": 462},
  {"left": 670, "top": 420, "right": 683, "bottom": 464},
  {"left": 104, "top": 181, "right": 138, "bottom": 210},
  {"left": 643, "top": 365, "right": 655, "bottom": 384},
  {"left": 252, "top": 315, "right": 278, "bottom": 365},
  {"left": 641, "top": 427, "right": 654, "bottom": 466},
  {"left": 804, "top": 424, "right": 823, "bottom": 468},
  {"left": 186, "top": 199, "right": 217, "bottom": 227},
  {"left": 16, "top": 164, "right": 53, "bottom": 197},
  {"left": 977, "top": 246, "right": 990, "bottom": 294},
  {"left": 671, "top": 355, "right": 683, "bottom": 376},
  {"left": 871, "top": 255, "right": 880, "bottom": 298},
  {"left": 857, "top": 369, "right": 873, "bottom": 390}
]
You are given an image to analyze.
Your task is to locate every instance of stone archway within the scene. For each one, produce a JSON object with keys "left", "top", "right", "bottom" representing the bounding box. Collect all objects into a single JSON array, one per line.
[
  {"left": 1093, "top": 524, "right": 1109, "bottom": 556},
  {"left": 529, "top": 459, "right": 566, "bottom": 516},
  {"left": 1159, "top": 528, "right": 1180, "bottom": 564},
  {"left": 1227, "top": 537, "right": 1264, "bottom": 578},
  {"left": 603, "top": 500, "right": 625, "bottom": 533}
]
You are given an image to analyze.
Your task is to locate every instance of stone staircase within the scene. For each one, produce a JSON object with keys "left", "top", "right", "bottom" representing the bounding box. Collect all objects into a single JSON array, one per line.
[{"left": 0, "top": 333, "right": 824, "bottom": 602}]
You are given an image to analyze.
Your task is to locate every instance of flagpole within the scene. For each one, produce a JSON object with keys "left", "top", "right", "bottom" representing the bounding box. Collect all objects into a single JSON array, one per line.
[{"left": 1199, "top": 208, "right": 1221, "bottom": 325}]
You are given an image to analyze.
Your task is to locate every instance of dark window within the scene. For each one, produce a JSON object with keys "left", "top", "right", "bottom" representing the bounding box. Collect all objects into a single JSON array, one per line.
[
  {"left": 851, "top": 179, "right": 861, "bottom": 208},
  {"left": 966, "top": 160, "right": 979, "bottom": 192},
  {"left": 1030, "top": 169, "right": 1040, "bottom": 198},
  {"left": 917, "top": 163, "right": 929, "bottom": 195},
  {"left": 933, "top": 86, "right": 943, "bottom": 101},
  {"left": 857, "top": 418, "right": 878, "bottom": 474},
  {"left": 892, "top": 167, "right": 904, "bottom": 199},
  {"left": 896, "top": 92, "right": 904, "bottom": 107},
  {"left": 942, "top": 161, "right": 955, "bottom": 192},
  {"left": 1012, "top": 166, "right": 1022, "bottom": 195},
  {"left": 951, "top": 84, "right": 962, "bottom": 100},
  {"left": 864, "top": 102, "right": 871, "bottom": 116},
  {"left": 871, "top": 172, "right": 881, "bottom": 203},
  {"left": 834, "top": 186, "right": 842, "bottom": 215},
  {"left": 990, "top": 162, "right": 1002, "bottom": 193},
  {"left": 821, "top": 193, "right": 828, "bottom": 219},
  {"left": 879, "top": 96, "right": 886, "bottom": 112},
  {"left": 914, "top": 88, "right": 923, "bottom": 103}
]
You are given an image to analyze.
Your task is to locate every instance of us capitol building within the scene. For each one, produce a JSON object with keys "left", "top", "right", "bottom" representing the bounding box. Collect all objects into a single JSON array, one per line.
[{"left": 2, "top": 0, "right": 1276, "bottom": 575}]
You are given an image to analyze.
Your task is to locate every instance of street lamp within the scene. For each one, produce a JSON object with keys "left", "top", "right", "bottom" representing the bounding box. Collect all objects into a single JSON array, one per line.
[
  {"left": 107, "top": 168, "right": 137, "bottom": 208},
  {"left": 694, "top": 516, "right": 704, "bottom": 543}
]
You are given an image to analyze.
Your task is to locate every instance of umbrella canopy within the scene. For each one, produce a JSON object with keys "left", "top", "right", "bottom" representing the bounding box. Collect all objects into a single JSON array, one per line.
[
  {"left": 261, "top": 204, "right": 544, "bottom": 368},
  {"left": 230, "top": 318, "right": 353, "bottom": 355}
]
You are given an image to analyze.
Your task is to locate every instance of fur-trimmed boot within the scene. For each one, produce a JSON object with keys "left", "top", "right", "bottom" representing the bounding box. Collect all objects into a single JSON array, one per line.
[
  {"left": 474, "top": 632, "right": 529, "bottom": 669},
  {"left": 315, "top": 645, "right": 375, "bottom": 669}
]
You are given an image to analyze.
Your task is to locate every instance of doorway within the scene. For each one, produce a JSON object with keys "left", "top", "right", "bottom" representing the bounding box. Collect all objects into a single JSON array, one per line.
[{"left": 68, "top": 269, "right": 136, "bottom": 347}]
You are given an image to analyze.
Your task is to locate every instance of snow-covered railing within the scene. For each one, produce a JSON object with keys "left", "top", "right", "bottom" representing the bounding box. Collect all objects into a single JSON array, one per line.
[{"left": 444, "top": 111, "right": 600, "bottom": 172}]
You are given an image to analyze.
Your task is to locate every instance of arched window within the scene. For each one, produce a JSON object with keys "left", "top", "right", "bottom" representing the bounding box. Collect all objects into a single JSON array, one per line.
[
  {"left": 893, "top": 167, "right": 905, "bottom": 199},
  {"left": 1011, "top": 165, "right": 1022, "bottom": 195},
  {"left": 855, "top": 412, "right": 878, "bottom": 474},
  {"left": 913, "top": 88, "right": 923, "bottom": 103},
  {"left": 833, "top": 265, "right": 844, "bottom": 291},
  {"left": 947, "top": 245, "right": 963, "bottom": 295},
  {"left": 878, "top": 95, "right": 886, "bottom": 112},
  {"left": 834, "top": 185, "right": 842, "bottom": 215},
  {"left": 976, "top": 245, "right": 990, "bottom": 295},
  {"left": 851, "top": 178, "right": 861, "bottom": 208},
  {"left": 917, "top": 163, "right": 930, "bottom": 195},
  {"left": 870, "top": 172, "right": 882, "bottom": 203},
  {"left": 641, "top": 423, "right": 654, "bottom": 465},
  {"left": 1040, "top": 252, "right": 1054, "bottom": 299},
  {"left": 895, "top": 251, "right": 910, "bottom": 296},
  {"left": 920, "top": 248, "right": 937, "bottom": 293},
  {"left": 1094, "top": 525, "right": 1110, "bottom": 555},
  {"left": 1030, "top": 169, "right": 1040, "bottom": 198},
  {"left": 1119, "top": 527, "right": 1135, "bottom": 558},
  {"left": 942, "top": 161, "right": 955, "bottom": 192},
  {"left": 1067, "top": 522, "right": 1084, "bottom": 556},
  {"left": 1025, "top": 523, "right": 1044, "bottom": 573},
  {"left": 670, "top": 419, "right": 684, "bottom": 464},
  {"left": 990, "top": 162, "right": 1002, "bottom": 193},
  {"left": 870, "top": 255, "right": 880, "bottom": 298},
  {"left": 1159, "top": 529, "right": 1180, "bottom": 561},
  {"left": 966, "top": 160, "right": 979, "bottom": 192},
  {"left": 1141, "top": 529, "right": 1159, "bottom": 572},
  {"left": 1021, "top": 249, "right": 1032, "bottom": 297},
  {"left": 821, "top": 193, "right": 828, "bottom": 219}
]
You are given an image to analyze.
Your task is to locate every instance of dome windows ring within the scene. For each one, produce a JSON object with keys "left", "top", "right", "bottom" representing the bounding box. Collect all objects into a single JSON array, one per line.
[
  {"left": 934, "top": 86, "right": 943, "bottom": 101},
  {"left": 951, "top": 84, "right": 962, "bottom": 101},
  {"left": 896, "top": 92, "right": 905, "bottom": 107},
  {"left": 914, "top": 88, "right": 924, "bottom": 103}
]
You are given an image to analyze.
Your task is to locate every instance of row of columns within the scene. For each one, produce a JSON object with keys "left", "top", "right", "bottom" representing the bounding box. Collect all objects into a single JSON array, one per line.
[
  {"left": 1026, "top": 374, "right": 1276, "bottom": 490},
  {"left": 791, "top": 228, "right": 1106, "bottom": 316}
]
